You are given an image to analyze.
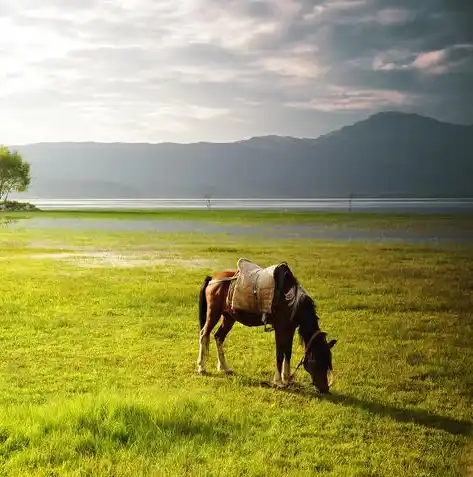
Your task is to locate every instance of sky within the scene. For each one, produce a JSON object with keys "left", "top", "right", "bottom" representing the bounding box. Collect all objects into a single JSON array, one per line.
[{"left": 1, "top": 0, "right": 472, "bottom": 144}]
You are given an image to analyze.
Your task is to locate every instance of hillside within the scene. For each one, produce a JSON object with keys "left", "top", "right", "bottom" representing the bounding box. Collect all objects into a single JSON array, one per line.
[{"left": 10, "top": 111, "right": 473, "bottom": 199}]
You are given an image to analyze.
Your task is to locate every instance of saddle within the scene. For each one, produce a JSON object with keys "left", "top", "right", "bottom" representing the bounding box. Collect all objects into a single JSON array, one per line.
[{"left": 227, "top": 258, "right": 289, "bottom": 317}]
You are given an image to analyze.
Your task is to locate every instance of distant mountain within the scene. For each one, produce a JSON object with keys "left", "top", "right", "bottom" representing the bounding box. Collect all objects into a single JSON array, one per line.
[{"left": 10, "top": 111, "right": 473, "bottom": 199}]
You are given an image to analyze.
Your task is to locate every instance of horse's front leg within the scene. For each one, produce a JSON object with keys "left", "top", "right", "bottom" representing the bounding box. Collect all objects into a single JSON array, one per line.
[
  {"left": 273, "top": 327, "right": 285, "bottom": 387},
  {"left": 282, "top": 328, "right": 295, "bottom": 385},
  {"left": 214, "top": 313, "right": 235, "bottom": 375}
]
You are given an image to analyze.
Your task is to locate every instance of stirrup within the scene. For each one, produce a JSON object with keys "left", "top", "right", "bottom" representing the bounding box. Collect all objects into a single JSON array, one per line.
[{"left": 262, "top": 313, "right": 274, "bottom": 332}]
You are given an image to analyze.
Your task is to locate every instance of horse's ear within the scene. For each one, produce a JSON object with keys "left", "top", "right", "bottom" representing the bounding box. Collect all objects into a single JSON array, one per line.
[{"left": 328, "top": 339, "right": 337, "bottom": 349}]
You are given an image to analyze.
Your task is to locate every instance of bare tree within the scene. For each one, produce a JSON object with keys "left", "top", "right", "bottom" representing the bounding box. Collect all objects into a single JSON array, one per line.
[{"left": 204, "top": 194, "right": 212, "bottom": 210}]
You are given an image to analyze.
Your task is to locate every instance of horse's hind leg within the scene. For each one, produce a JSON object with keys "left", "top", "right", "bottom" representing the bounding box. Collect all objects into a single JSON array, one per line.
[
  {"left": 214, "top": 313, "right": 235, "bottom": 374},
  {"left": 197, "top": 304, "right": 221, "bottom": 375}
]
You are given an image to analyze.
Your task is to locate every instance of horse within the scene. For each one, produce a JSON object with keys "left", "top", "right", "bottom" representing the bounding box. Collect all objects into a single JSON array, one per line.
[{"left": 196, "top": 259, "right": 337, "bottom": 394}]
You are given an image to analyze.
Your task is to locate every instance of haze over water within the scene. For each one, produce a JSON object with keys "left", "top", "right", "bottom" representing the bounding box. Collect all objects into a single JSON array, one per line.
[{"left": 27, "top": 198, "right": 473, "bottom": 213}]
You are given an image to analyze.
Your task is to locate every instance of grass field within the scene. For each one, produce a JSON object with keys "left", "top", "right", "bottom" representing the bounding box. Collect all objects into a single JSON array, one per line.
[{"left": 0, "top": 212, "right": 472, "bottom": 476}]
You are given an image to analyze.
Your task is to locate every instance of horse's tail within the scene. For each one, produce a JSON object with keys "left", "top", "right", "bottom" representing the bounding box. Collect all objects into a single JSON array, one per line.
[{"left": 198, "top": 276, "right": 212, "bottom": 330}]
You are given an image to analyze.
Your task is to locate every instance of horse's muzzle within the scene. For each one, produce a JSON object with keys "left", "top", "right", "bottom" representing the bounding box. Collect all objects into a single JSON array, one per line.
[{"left": 314, "top": 371, "right": 334, "bottom": 394}]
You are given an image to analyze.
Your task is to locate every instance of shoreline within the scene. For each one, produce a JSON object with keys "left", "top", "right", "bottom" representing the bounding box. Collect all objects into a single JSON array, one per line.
[{"left": 8, "top": 197, "right": 473, "bottom": 213}]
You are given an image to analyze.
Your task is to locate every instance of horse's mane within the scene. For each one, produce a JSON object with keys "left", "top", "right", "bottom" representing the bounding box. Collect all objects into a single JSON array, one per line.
[
  {"left": 275, "top": 263, "right": 319, "bottom": 348},
  {"left": 283, "top": 263, "right": 299, "bottom": 288},
  {"left": 275, "top": 262, "right": 299, "bottom": 296},
  {"left": 296, "top": 294, "right": 319, "bottom": 347}
]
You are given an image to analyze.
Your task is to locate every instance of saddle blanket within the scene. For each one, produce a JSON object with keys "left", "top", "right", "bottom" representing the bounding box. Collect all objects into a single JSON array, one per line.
[{"left": 227, "top": 258, "right": 284, "bottom": 314}]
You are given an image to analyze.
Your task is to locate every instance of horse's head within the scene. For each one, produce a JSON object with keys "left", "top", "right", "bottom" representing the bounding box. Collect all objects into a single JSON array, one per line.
[
  {"left": 303, "top": 331, "right": 337, "bottom": 394},
  {"left": 295, "top": 293, "right": 337, "bottom": 394}
]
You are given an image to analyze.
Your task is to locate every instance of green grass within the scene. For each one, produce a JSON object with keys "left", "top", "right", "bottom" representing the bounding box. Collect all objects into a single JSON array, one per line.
[
  {"left": 0, "top": 216, "right": 472, "bottom": 476},
  {"left": 3, "top": 208, "right": 473, "bottom": 232}
]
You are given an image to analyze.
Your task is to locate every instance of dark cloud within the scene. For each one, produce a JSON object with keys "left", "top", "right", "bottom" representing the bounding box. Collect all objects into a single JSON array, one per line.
[
  {"left": 1, "top": 0, "right": 473, "bottom": 145},
  {"left": 299, "top": 0, "right": 473, "bottom": 122}
]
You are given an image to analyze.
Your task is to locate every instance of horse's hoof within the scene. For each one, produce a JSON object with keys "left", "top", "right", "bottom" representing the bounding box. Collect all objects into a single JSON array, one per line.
[
  {"left": 217, "top": 367, "right": 234, "bottom": 375},
  {"left": 197, "top": 369, "right": 209, "bottom": 376},
  {"left": 282, "top": 375, "right": 295, "bottom": 386}
]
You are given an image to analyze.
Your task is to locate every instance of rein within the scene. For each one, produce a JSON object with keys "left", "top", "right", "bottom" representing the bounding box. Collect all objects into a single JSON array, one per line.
[
  {"left": 293, "top": 330, "right": 335, "bottom": 387},
  {"left": 293, "top": 330, "right": 323, "bottom": 375}
]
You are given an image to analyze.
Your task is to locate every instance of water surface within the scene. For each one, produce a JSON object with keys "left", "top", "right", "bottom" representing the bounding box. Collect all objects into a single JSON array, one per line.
[
  {"left": 21, "top": 197, "right": 473, "bottom": 213},
  {"left": 7, "top": 217, "right": 473, "bottom": 244}
]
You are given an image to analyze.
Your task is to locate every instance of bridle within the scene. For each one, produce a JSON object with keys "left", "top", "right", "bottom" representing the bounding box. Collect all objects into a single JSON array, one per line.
[
  {"left": 293, "top": 330, "right": 335, "bottom": 387},
  {"left": 294, "top": 329, "right": 323, "bottom": 375}
]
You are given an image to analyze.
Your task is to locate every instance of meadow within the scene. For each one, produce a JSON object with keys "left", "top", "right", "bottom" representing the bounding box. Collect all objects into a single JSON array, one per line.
[{"left": 0, "top": 211, "right": 472, "bottom": 476}]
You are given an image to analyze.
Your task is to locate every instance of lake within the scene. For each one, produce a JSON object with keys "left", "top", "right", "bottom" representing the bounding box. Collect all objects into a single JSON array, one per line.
[
  {"left": 21, "top": 198, "right": 473, "bottom": 213},
  {"left": 5, "top": 216, "right": 473, "bottom": 244}
]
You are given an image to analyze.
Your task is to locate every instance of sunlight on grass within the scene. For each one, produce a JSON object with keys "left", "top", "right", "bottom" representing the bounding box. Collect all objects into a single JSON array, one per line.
[{"left": 0, "top": 216, "right": 472, "bottom": 476}]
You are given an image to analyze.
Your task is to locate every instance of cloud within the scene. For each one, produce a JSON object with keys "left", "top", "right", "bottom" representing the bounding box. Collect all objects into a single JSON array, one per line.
[
  {"left": 412, "top": 50, "right": 449, "bottom": 74},
  {"left": 373, "top": 44, "right": 473, "bottom": 75},
  {"left": 0, "top": 0, "right": 472, "bottom": 144},
  {"left": 303, "top": 0, "right": 368, "bottom": 22},
  {"left": 286, "top": 86, "right": 420, "bottom": 112},
  {"left": 372, "top": 8, "right": 411, "bottom": 25}
]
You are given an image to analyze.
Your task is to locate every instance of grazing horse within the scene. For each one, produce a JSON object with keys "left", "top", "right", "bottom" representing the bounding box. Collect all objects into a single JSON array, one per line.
[{"left": 196, "top": 259, "right": 337, "bottom": 394}]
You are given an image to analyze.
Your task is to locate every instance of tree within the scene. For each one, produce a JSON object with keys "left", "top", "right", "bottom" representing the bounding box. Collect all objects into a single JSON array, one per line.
[{"left": 0, "top": 146, "right": 31, "bottom": 201}]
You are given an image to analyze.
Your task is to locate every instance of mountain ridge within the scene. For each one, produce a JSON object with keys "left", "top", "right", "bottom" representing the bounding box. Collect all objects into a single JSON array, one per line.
[
  {"left": 11, "top": 111, "right": 473, "bottom": 148},
  {"left": 9, "top": 111, "right": 473, "bottom": 199}
]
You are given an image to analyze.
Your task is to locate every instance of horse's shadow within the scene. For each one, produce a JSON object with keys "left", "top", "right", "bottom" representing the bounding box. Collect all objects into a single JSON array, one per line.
[{"left": 235, "top": 374, "right": 472, "bottom": 436}]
